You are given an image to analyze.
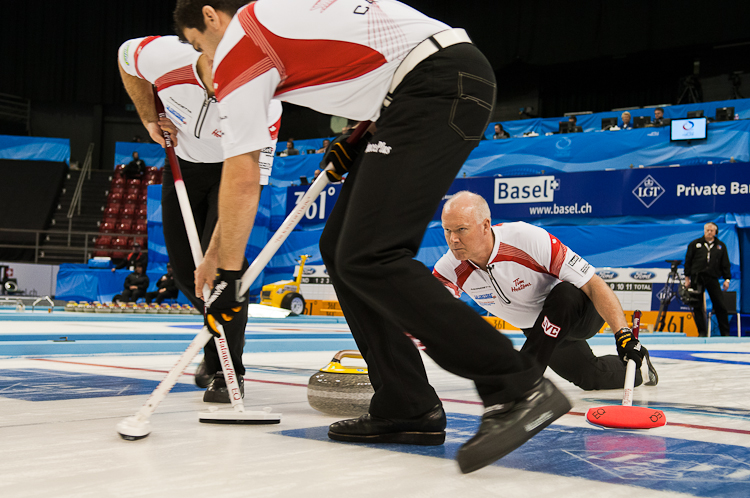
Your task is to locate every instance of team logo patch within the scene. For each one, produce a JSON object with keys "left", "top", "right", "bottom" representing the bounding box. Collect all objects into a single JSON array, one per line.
[
  {"left": 542, "top": 316, "right": 561, "bottom": 338},
  {"left": 568, "top": 255, "right": 580, "bottom": 267}
]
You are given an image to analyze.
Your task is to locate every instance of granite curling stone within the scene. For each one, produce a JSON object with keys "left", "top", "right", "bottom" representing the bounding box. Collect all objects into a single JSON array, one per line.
[{"left": 307, "top": 350, "right": 373, "bottom": 416}]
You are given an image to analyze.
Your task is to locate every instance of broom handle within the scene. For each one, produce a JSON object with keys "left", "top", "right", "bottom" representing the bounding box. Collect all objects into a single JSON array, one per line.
[{"left": 622, "top": 310, "right": 642, "bottom": 407}]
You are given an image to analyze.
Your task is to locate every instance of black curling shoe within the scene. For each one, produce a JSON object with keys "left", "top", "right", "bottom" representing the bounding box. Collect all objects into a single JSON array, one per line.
[
  {"left": 194, "top": 359, "right": 215, "bottom": 388},
  {"left": 328, "top": 404, "right": 446, "bottom": 446},
  {"left": 456, "top": 378, "right": 572, "bottom": 474},
  {"left": 203, "top": 375, "right": 244, "bottom": 403}
]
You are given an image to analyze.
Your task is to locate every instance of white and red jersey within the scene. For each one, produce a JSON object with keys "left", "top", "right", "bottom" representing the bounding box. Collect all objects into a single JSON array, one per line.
[
  {"left": 118, "top": 35, "right": 282, "bottom": 184},
  {"left": 432, "top": 223, "right": 595, "bottom": 329},
  {"left": 212, "top": 0, "right": 450, "bottom": 159}
]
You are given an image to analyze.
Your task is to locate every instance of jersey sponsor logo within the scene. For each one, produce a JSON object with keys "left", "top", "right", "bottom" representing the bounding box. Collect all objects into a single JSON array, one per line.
[
  {"left": 122, "top": 43, "right": 131, "bottom": 66},
  {"left": 568, "top": 255, "right": 580, "bottom": 267},
  {"left": 596, "top": 270, "right": 618, "bottom": 280},
  {"left": 212, "top": 129, "right": 223, "bottom": 138},
  {"left": 542, "top": 316, "right": 560, "bottom": 338},
  {"left": 365, "top": 141, "right": 392, "bottom": 155},
  {"left": 165, "top": 105, "right": 187, "bottom": 125},
  {"left": 511, "top": 278, "right": 531, "bottom": 292},
  {"left": 632, "top": 175, "right": 665, "bottom": 208},
  {"left": 475, "top": 293, "right": 494, "bottom": 300},
  {"left": 630, "top": 270, "right": 656, "bottom": 280}
]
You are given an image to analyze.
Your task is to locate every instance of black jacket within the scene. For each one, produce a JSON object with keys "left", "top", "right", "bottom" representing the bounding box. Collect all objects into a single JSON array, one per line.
[
  {"left": 684, "top": 236, "right": 731, "bottom": 280},
  {"left": 156, "top": 273, "right": 178, "bottom": 293},
  {"left": 123, "top": 272, "right": 150, "bottom": 292}
]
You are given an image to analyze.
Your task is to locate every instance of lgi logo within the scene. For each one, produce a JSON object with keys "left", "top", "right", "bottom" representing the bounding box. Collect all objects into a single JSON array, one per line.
[{"left": 632, "top": 175, "right": 665, "bottom": 208}]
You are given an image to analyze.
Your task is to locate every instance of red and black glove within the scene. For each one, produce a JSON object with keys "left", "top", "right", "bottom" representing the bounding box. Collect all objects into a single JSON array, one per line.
[
  {"left": 614, "top": 327, "right": 644, "bottom": 368},
  {"left": 204, "top": 269, "right": 245, "bottom": 338}
]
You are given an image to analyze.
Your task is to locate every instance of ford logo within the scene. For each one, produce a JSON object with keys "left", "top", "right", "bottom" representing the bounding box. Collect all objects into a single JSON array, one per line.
[
  {"left": 630, "top": 270, "right": 656, "bottom": 280},
  {"left": 303, "top": 267, "right": 315, "bottom": 275},
  {"left": 596, "top": 270, "right": 618, "bottom": 280}
]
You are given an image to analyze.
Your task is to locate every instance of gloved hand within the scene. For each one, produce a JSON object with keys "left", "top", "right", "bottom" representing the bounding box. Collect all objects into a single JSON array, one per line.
[
  {"left": 614, "top": 327, "right": 644, "bottom": 368},
  {"left": 321, "top": 132, "right": 372, "bottom": 182},
  {"left": 204, "top": 269, "right": 246, "bottom": 338}
]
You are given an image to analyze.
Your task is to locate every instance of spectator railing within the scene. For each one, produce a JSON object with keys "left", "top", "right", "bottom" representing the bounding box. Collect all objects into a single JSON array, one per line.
[
  {"left": 0, "top": 227, "right": 146, "bottom": 264},
  {"left": 66, "top": 143, "right": 94, "bottom": 245}
]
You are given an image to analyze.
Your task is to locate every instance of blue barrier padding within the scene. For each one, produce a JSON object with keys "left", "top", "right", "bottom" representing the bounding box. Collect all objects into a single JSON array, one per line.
[
  {"left": 485, "top": 97, "right": 750, "bottom": 138},
  {"left": 0, "top": 135, "right": 70, "bottom": 164},
  {"left": 466, "top": 120, "right": 750, "bottom": 178},
  {"left": 55, "top": 264, "right": 191, "bottom": 304},
  {"left": 114, "top": 142, "right": 165, "bottom": 169}
]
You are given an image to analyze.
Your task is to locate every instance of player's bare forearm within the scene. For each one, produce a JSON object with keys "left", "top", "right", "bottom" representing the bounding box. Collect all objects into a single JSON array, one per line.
[
  {"left": 581, "top": 275, "right": 628, "bottom": 331},
  {"left": 118, "top": 63, "right": 158, "bottom": 128},
  {"left": 217, "top": 152, "right": 261, "bottom": 271}
]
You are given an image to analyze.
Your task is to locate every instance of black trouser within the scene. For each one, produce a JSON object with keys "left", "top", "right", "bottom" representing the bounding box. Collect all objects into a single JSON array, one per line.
[
  {"left": 114, "top": 288, "right": 145, "bottom": 303},
  {"left": 145, "top": 289, "right": 179, "bottom": 304},
  {"left": 162, "top": 160, "right": 248, "bottom": 376},
  {"left": 319, "top": 43, "right": 540, "bottom": 419},
  {"left": 521, "top": 282, "right": 642, "bottom": 390},
  {"left": 691, "top": 274, "right": 730, "bottom": 336}
]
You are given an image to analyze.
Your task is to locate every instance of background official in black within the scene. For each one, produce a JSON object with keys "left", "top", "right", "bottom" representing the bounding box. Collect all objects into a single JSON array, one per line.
[{"left": 684, "top": 222, "right": 732, "bottom": 336}]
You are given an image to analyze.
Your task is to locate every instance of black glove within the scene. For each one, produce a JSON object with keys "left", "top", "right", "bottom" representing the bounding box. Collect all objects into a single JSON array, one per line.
[
  {"left": 204, "top": 269, "right": 246, "bottom": 338},
  {"left": 614, "top": 327, "right": 644, "bottom": 368},
  {"left": 321, "top": 131, "right": 372, "bottom": 182}
]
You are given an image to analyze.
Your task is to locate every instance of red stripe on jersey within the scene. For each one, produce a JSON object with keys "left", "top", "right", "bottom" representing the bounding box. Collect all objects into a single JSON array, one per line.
[
  {"left": 454, "top": 261, "right": 475, "bottom": 289},
  {"left": 134, "top": 36, "right": 160, "bottom": 80},
  {"left": 548, "top": 233, "right": 568, "bottom": 278},
  {"left": 268, "top": 116, "right": 281, "bottom": 141},
  {"left": 214, "top": 4, "right": 388, "bottom": 101},
  {"left": 155, "top": 65, "right": 201, "bottom": 92},
  {"left": 491, "top": 243, "right": 552, "bottom": 276},
  {"left": 433, "top": 269, "right": 461, "bottom": 298}
]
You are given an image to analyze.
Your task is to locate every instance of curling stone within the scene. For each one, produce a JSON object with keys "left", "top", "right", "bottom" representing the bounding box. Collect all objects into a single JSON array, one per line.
[
  {"left": 64, "top": 301, "right": 77, "bottom": 312},
  {"left": 307, "top": 350, "right": 373, "bottom": 416}
]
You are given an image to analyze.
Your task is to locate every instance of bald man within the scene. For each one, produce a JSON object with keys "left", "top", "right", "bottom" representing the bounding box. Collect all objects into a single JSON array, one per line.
[{"left": 433, "top": 191, "right": 657, "bottom": 390}]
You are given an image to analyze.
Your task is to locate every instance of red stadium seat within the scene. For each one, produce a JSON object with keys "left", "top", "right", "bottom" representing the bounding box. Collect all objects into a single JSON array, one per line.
[
  {"left": 112, "top": 176, "right": 125, "bottom": 187},
  {"left": 133, "top": 236, "right": 147, "bottom": 248},
  {"left": 120, "top": 205, "right": 136, "bottom": 219},
  {"left": 110, "top": 186, "right": 125, "bottom": 195},
  {"left": 111, "top": 236, "right": 130, "bottom": 259},
  {"left": 115, "top": 164, "right": 126, "bottom": 172},
  {"left": 108, "top": 192, "right": 123, "bottom": 203},
  {"left": 126, "top": 186, "right": 140, "bottom": 196},
  {"left": 146, "top": 166, "right": 158, "bottom": 174},
  {"left": 134, "top": 223, "right": 148, "bottom": 235},
  {"left": 144, "top": 175, "right": 159, "bottom": 186},
  {"left": 93, "top": 235, "right": 112, "bottom": 257},
  {"left": 102, "top": 216, "right": 118, "bottom": 226},
  {"left": 138, "top": 193, "right": 148, "bottom": 204},
  {"left": 127, "top": 178, "right": 142, "bottom": 187},
  {"left": 104, "top": 205, "right": 120, "bottom": 217},
  {"left": 125, "top": 193, "right": 138, "bottom": 204},
  {"left": 117, "top": 220, "right": 133, "bottom": 233},
  {"left": 136, "top": 206, "right": 148, "bottom": 219},
  {"left": 100, "top": 221, "right": 116, "bottom": 233}
]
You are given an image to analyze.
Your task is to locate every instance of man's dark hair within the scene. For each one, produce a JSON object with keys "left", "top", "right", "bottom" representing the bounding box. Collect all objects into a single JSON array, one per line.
[
  {"left": 655, "top": 107, "right": 664, "bottom": 113},
  {"left": 174, "top": 0, "right": 248, "bottom": 40}
]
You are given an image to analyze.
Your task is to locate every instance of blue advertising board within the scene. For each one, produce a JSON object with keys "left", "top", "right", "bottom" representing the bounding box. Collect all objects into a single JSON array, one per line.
[
  {"left": 441, "top": 162, "right": 750, "bottom": 221},
  {"left": 284, "top": 163, "right": 750, "bottom": 223}
]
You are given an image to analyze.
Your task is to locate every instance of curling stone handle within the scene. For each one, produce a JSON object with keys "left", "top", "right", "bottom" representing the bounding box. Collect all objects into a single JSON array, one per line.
[{"left": 331, "top": 350, "right": 363, "bottom": 362}]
